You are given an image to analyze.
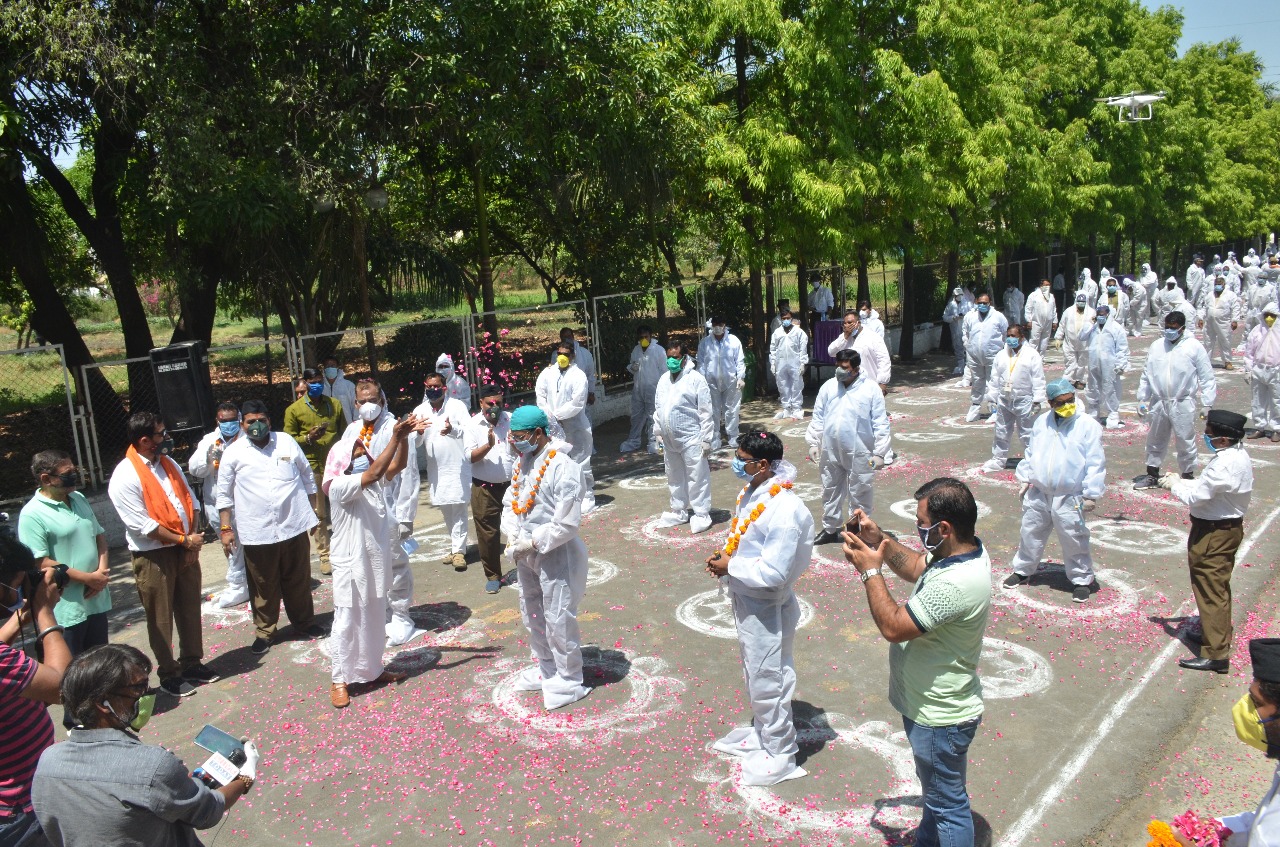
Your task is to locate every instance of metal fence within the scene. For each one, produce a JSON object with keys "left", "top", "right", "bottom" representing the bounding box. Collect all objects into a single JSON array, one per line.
[
  {"left": 593, "top": 284, "right": 706, "bottom": 390},
  {"left": 0, "top": 344, "right": 83, "bottom": 504}
]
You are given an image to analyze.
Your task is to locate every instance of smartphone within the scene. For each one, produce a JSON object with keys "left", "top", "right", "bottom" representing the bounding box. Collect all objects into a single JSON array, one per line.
[
  {"left": 844, "top": 517, "right": 861, "bottom": 537},
  {"left": 194, "top": 724, "right": 244, "bottom": 760}
]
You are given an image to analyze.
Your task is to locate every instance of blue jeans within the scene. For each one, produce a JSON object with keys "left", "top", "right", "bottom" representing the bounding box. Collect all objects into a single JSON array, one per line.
[{"left": 902, "top": 715, "right": 981, "bottom": 847}]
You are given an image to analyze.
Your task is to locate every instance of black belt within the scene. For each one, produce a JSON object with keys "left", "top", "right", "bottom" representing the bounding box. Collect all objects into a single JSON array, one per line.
[
  {"left": 473, "top": 479, "right": 509, "bottom": 490},
  {"left": 1191, "top": 515, "right": 1244, "bottom": 530}
]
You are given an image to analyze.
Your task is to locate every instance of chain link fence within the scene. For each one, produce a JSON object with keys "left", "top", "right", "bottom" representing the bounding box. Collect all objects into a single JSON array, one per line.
[{"left": 0, "top": 345, "right": 81, "bottom": 504}]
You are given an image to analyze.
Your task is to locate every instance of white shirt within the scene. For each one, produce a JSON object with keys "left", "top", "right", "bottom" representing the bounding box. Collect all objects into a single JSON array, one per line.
[
  {"left": 828, "top": 329, "right": 892, "bottom": 385},
  {"left": 327, "top": 473, "right": 391, "bottom": 606},
  {"left": 215, "top": 432, "right": 318, "bottom": 545},
  {"left": 188, "top": 430, "right": 242, "bottom": 510},
  {"left": 725, "top": 484, "right": 814, "bottom": 601},
  {"left": 1169, "top": 443, "right": 1253, "bottom": 521},
  {"left": 410, "top": 396, "right": 472, "bottom": 504},
  {"left": 807, "top": 285, "right": 834, "bottom": 316},
  {"left": 1016, "top": 412, "right": 1106, "bottom": 499},
  {"left": 696, "top": 332, "right": 746, "bottom": 387},
  {"left": 324, "top": 375, "right": 358, "bottom": 423},
  {"left": 466, "top": 411, "right": 515, "bottom": 484},
  {"left": 108, "top": 452, "right": 197, "bottom": 552}
]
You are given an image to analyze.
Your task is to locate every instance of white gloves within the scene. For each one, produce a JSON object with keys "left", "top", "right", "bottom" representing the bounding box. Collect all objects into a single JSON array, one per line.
[
  {"left": 870, "top": 455, "right": 886, "bottom": 470},
  {"left": 736, "top": 379, "right": 745, "bottom": 390},
  {"left": 239, "top": 739, "right": 260, "bottom": 780},
  {"left": 1018, "top": 482, "right": 1030, "bottom": 499},
  {"left": 807, "top": 445, "right": 820, "bottom": 464},
  {"left": 701, "top": 440, "right": 713, "bottom": 455},
  {"left": 1157, "top": 473, "right": 1180, "bottom": 490},
  {"left": 1031, "top": 403, "right": 1042, "bottom": 415},
  {"left": 398, "top": 522, "right": 413, "bottom": 541},
  {"left": 1081, "top": 498, "right": 1096, "bottom": 513},
  {"left": 507, "top": 538, "right": 535, "bottom": 560}
]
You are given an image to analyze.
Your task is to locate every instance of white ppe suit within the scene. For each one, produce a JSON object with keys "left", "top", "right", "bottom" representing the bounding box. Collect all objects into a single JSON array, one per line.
[
  {"left": 433, "top": 354, "right": 472, "bottom": 409},
  {"left": 535, "top": 363, "right": 596, "bottom": 511},
  {"left": 188, "top": 430, "right": 250, "bottom": 607},
  {"left": 769, "top": 325, "right": 809, "bottom": 418},
  {"left": 1055, "top": 303, "right": 1095, "bottom": 384},
  {"left": 1126, "top": 282, "right": 1148, "bottom": 335},
  {"left": 1024, "top": 288, "right": 1057, "bottom": 355},
  {"left": 1082, "top": 317, "right": 1130, "bottom": 426},
  {"left": 1098, "top": 289, "right": 1129, "bottom": 331},
  {"left": 962, "top": 308, "right": 1010, "bottom": 409},
  {"left": 1137, "top": 335, "right": 1216, "bottom": 474},
  {"left": 1008, "top": 411, "right": 1106, "bottom": 586},
  {"left": 1198, "top": 288, "right": 1243, "bottom": 366},
  {"left": 942, "top": 298, "right": 972, "bottom": 372},
  {"left": 1244, "top": 319, "right": 1280, "bottom": 433},
  {"left": 805, "top": 375, "right": 890, "bottom": 533},
  {"left": 1077, "top": 270, "right": 1099, "bottom": 308},
  {"left": 1186, "top": 263, "right": 1207, "bottom": 310},
  {"left": 1139, "top": 268, "right": 1159, "bottom": 317},
  {"left": 1002, "top": 287, "right": 1025, "bottom": 326},
  {"left": 1246, "top": 282, "right": 1277, "bottom": 333},
  {"left": 1153, "top": 282, "right": 1186, "bottom": 325},
  {"left": 697, "top": 331, "right": 746, "bottom": 449},
  {"left": 410, "top": 396, "right": 473, "bottom": 556},
  {"left": 621, "top": 342, "right": 668, "bottom": 452},
  {"left": 984, "top": 344, "right": 1047, "bottom": 464},
  {"left": 653, "top": 364, "right": 714, "bottom": 522}
]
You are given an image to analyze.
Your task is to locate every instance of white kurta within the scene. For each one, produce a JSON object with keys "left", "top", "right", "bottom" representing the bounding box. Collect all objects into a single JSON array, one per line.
[
  {"left": 324, "top": 375, "right": 358, "bottom": 424},
  {"left": 188, "top": 431, "right": 248, "bottom": 602},
  {"left": 411, "top": 397, "right": 472, "bottom": 505},
  {"left": 1219, "top": 760, "right": 1280, "bottom": 845},
  {"left": 327, "top": 473, "right": 391, "bottom": 684}
]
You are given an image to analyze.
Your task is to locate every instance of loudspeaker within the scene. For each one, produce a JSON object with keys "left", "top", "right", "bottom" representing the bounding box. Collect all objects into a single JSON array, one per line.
[{"left": 150, "top": 341, "right": 216, "bottom": 435}]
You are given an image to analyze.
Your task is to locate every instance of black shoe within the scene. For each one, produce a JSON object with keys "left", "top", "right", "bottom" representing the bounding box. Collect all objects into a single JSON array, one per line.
[
  {"left": 1072, "top": 585, "right": 1091, "bottom": 603},
  {"left": 183, "top": 663, "right": 221, "bottom": 685},
  {"left": 1179, "top": 657, "right": 1229, "bottom": 674},
  {"left": 1002, "top": 573, "right": 1028, "bottom": 589},
  {"left": 1132, "top": 474, "right": 1159, "bottom": 490},
  {"left": 160, "top": 677, "right": 197, "bottom": 697},
  {"left": 814, "top": 530, "right": 843, "bottom": 545},
  {"left": 301, "top": 624, "right": 329, "bottom": 640},
  {"left": 251, "top": 637, "right": 272, "bottom": 655},
  {"left": 1181, "top": 471, "right": 1194, "bottom": 479}
]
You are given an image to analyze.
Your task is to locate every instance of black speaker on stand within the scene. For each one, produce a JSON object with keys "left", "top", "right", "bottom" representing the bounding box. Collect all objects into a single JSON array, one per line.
[{"left": 150, "top": 341, "right": 216, "bottom": 535}]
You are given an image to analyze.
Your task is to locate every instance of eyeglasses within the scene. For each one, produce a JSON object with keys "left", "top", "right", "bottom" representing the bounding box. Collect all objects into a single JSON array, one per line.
[{"left": 150, "top": 430, "right": 168, "bottom": 440}]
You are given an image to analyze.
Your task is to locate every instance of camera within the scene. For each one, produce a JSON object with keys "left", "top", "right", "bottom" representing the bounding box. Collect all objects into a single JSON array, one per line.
[{"left": 26, "top": 564, "right": 70, "bottom": 592}]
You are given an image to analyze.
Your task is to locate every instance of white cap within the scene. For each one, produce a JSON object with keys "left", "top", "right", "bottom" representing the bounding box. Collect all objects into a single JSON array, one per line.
[{"left": 1165, "top": 276, "right": 1178, "bottom": 284}]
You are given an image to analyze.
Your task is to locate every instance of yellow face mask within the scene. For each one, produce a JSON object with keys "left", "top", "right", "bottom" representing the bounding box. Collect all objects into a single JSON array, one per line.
[
  {"left": 1053, "top": 402, "right": 1076, "bottom": 419},
  {"left": 639, "top": 338, "right": 651, "bottom": 349},
  {"left": 556, "top": 354, "right": 570, "bottom": 369},
  {"left": 1233, "top": 694, "right": 1271, "bottom": 752},
  {"left": 1267, "top": 315, "right": 1277, "bottom": 328}
]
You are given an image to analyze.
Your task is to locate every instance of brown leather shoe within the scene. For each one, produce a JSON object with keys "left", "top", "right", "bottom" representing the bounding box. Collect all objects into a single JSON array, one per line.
[
  {"left": 451, "top": 552, "right": 468, "bottom": 572},
  {"left": 330, "top": 683, "right": 350, "bottom": 708},
  {"left": 375, "top": 670, "right": 407, "bottom": 684},
  {"left": 319, "top": 558, "right": 332, "bottom": 575}
]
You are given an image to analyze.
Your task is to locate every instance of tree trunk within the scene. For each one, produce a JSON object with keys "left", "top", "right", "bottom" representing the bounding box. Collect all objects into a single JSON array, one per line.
[
  {"left": 473, "top": 163, "right": 498, "bottom": 338},
  {"left": 764, "top": 263, "right": 775, "bottom": 318},
  {"left": 947, "top": 249, "right": 959, "bottom": 292},
  {"left": 170, "top": 247, "right": 221, "bottom": 345},
  {"left": 796, "top": 258, "right": 809, "bottom": 331},
  {"left": 1129, "top": 230, "right": 1136, "bottom": 275},
  {"left": 1151, "top": 241, "right": 1161, "bottom": 278},
  {"left": 856, "top": 246, "right": 871, "bottom": 308},
  {"left": 1112, "top": 231, "right": 1123, "bottom": 274},
  {"left": 898, "top": 237, "right": 916, "bottom": 361},
  {"left": 1088, "top": 233, "right": 1099, "bottom": 278}
]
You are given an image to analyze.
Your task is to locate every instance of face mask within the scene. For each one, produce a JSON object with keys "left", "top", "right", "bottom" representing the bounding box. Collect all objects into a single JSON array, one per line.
[
  {"left": 1168, "top": 282, "right": 1176, "bottom": 288},
  {"left": 246, "top": 421, "right": 269, "bottom": 441},
  {"left": 425, "top": 386, "right": 445, "bottom": 401},
  {"left": 731, "top": 457, "right": 757, "bottom": 480},
  {"left": 713, "top": 326, "right": 725, "bottom": 337},
  {"left": 556, "top": 354, "right": 571, "bottom": 369},
  {"left": 350, "top": 454, "right": 370, "bottom": 474},
  {"left": 1164, "top": 328, "right": 1182, "bottom": 343},
  {"left": 639, "top": 337, "right": 651, "bottom": 349},
  {"left": 1053, "top": 402, "right": 1076, "bottom": 420},
  {"left": 1214, "top": 285, "right": 1224, "bottom": 294},
  {"left": 916, "top": 520, "right": 944, "bottom": 553},
  {"left": 1006, "top": 337, "right": 1020, "bottom": 350},
  {"left": 218, "top": 420, "right": 241, "bottom": 439},
  {"left": 1096, "top": 316, "right": 1107, "bottom": 326},
  {"left": 666, "top": 356, "right": 683, "bottom": 374},
  {"left": 977, "top": 304, "right": 990, "bottom": 315},
  {"left": 837, "top": 368, "right": 857, "bottom": 384},
  {"left": 307, "top": 382, "right": 324, "bottom": 399},
  {"left": 1267, "top": 316, "right": 1277, "bottom": 328},
  {"left": 56, "top": 469, "right": 82, "bottom": 489},
  {"left": 437, "top": 366, "right": 453, "bottom": 379},
  {"left": 358, "top": 402, "right": 382, "bottom": 422},
  {"left": 483, "top": 406, "right": 501, "bottom": 423},
  {"left": 106, "top": 693, "right": 155, "bottom": 733},
  {"left": 782, "top": 319, "right": 792, "bottom": 328},
  {"left": 324, "top": 367, "right": 339, "bottom": 380},
  {"left": 1076, "top": 302, "right": 1085, "bottom": 311},
  {"left": 158, "top": 437, "right": 175, "bottom": 455},
  {"left": 1041, "top": 287, "right": 1050, "bottom": 295},
  {"left": 2, "top": 584, "right": 25, "bottom": 615},
  {"left": 1203, "top": 434, "right": 1218, "bottom": 453},
  {"left": 1233, "top": 694, "right": 1273, "bottom": 752},
  {"left": 859, "top": 310, "right": 870, "bottom": 319},
  {"left": 512, "top": 437, "right": 536, "bottom": 454},
  {"left": 1106, "top": 286, "right": 1116, "bottom": 295}
]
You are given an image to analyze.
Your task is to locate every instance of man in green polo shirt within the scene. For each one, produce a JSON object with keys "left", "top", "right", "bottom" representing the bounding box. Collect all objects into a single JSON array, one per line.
[
  {"left": 283, "top": 367, "right": 347, "bottom": 574},
  {"left": 841, "top": 477, "right": 990, "bottom": 847},
  {"left": 17, "top": 450, "right": 112, "bottom": 660}
]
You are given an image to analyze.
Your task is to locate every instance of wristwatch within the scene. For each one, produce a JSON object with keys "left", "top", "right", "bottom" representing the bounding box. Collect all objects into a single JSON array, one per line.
[{"left": 859, "top": 568, "right": 882, "bottom": 584}]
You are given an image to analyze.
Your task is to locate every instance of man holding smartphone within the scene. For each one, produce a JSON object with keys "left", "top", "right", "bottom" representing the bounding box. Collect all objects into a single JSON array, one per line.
[{"left": 284, "top": 367, "right": 348, "bottom": 576}]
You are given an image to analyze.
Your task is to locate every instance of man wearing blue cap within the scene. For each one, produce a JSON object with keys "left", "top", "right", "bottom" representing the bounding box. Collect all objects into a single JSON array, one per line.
[
  {"left": 1002, "top": 378, "right": 1105, "bottom": 603},
  {"left": 500, "top": 405, "right": 592, "bottom": 710}
]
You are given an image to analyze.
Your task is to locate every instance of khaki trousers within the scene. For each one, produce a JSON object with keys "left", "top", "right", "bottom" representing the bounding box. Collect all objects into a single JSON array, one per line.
[
  {"left": 471, "top": 481, "right": 508, "bottom": 582},
  {"left": 1188, "top": 517, "right": 1244, "bottom": 661},
  {"left": 131, "top": 545, "right": 204, "bottom": 679},
  {"left": 242, "top": 531, "right": 316, "bottom": 640},
  {"left": 312, "top": 469, "right": 330, "bottom": 561}
]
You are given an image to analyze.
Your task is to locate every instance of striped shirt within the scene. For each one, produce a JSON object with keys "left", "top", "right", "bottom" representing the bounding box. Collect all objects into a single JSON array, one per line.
[{"left": 0, "top": 643, "right": 55, "bottom": 814}]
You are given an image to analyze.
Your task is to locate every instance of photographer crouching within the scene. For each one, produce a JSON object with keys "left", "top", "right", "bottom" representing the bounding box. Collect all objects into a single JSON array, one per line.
[
  {"left": 31, "top": 644, "right": 259, "bottom": 847},
  {"left": 0, "top": 531, "right": 70, "bottom": 847}
]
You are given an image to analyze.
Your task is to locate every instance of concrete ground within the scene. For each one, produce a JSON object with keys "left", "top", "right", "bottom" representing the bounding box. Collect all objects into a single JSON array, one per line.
[{"left": 72, "top": 331, "right": 1280, "bottom": 847}]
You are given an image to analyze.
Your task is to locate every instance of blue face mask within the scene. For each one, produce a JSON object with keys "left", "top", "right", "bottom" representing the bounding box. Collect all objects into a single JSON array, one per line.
[
  {"left": 350, "top": 455, "right": 370, "bottom": 473},
  {"left": 977, "top": 304, "right": 990, "bottom": 315},
  {"left": 1203, "top": 434, "right": 1218, "bottom": 453},
  {"left": 1164, "top": 328, "right": 1182, "bottom": 343},
  {"left": 1006, "top": 336, "right": 1020, "bottom": 350},
  {"left": 782, "top": 319, "right": 792, "bottom": 328},
  {"left": 731, "top": 457, "right": 755, "bottom": 480},
  {"left": 1107, "top": 286, "right": 1117, "bottom": 295},
  {"left": 512, "top": 437, "right": 536, "bottom": 454},
  {"left": 307, "top": 381, "right": 324, "bottom": 399},
  {"left": 324, "top": 367, "right": 339, "bottom": 381},
  {"left": 218, "top": 420, "right": 241, "bottom": 439},
  {"left": 1096, "top": 315, "right": 1107, "bottom": 326}
]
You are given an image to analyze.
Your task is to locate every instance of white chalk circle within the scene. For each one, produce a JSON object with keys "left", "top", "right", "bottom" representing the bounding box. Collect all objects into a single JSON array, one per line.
[
  {"left": 621, "top": 515, "right": 730, "bottom": 550},
  {"left": 979, "top": 637, "right": 1052, "bottom": 699},
  {"left": 892, "top": 394, "right": 950, "bottom": 406},
  {"left": 788, "top": 482, "right": 824, "bottom": 502},
  {"left": 1086, "top": 519, "right": 1184, "bottom": 555},
  {"left": 466, "top": 650, "right": 686, "bottom": 747},
  {"left": 676, "top": 589, "right": 815, "bottom": 639},
  {"left": 894, "top": 431, "right": 963, "bottom": 443},
  {"left": 587, "top": 558, "right": 619, "bottom": 586},
  {"left": 891, "top": 497, "right": 991, "bottom": 522},
  {"left": 780, "top": 424, "right": 809, "bottom": 439},
  {"left": 407, "top": 533, "right": 455, "bottom": 564},
  {"left": 200, "top": 601, "right": 252, "bottom": 628},
  {"left": 993, "top": 565, "right": 1141, "bottom": 619},
  {"left": 940, "top": 414, "right": 995, "bottom": 429},
  {"left": 618, "top": 473, "right": 670, "bottom": 491}
]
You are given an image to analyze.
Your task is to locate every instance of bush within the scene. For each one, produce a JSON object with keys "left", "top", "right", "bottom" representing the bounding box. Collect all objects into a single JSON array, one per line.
[{"left": 380, "top": 319, "right": 465, "bottom": 411}]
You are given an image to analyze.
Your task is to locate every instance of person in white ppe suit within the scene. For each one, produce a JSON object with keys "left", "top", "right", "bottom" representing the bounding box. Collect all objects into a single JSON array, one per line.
[
  {"left": 1153, "top": 276, "right": 1197, "bottom": 326},
  {"left": 704, "top": 431, "right": 813, "bottom": 786},
  {"left": 1082, "top": 304, "right": 1130, "bottom": 429},
  {"left": 1001, "top": 379, "right": 1105, "bottom": 604},
  {"left": 1186, "top": 254, "right": 1207, "bottom": 310},
  {"left": 411, "top": 372, "right": 473, "bottom": 570},
  {"left": 342, "top": 379, "right": 423, "bottom": 646},
  {"left": 535, "top": 342, "right": 597, "bottom": 513},
  {"left": 1133, "top": 311, "right": 1217, "bottom": 489},
  {"left": 857, "top": 301, "right": 886, "bottom": 339},
  {"left": 1054, "top": 292, "right": 1095, "bottom": 388},
  {"left": 982, "top": 326, "right": 1046, "bottom": 472},
  {"left": 1246, "top": 269, "right": 1278, "bottom": 334},
  {"left": 321, "top": 356, "right": 358, "bottom": 423},
  {"left": 188, "top": 403, "right": 250, "bottom": 608},
  {"left": 805, "top": 350, "right": 891, "bottom": 545},
  {"left": 1025, "top": 280, "right": 1057, "bottom": 355},
  {"left": 1199, "top": 273, "right": 1244, "bottom": 369},
  {"left": 1139, "top": 263, "right": 1160, "bottom": 318},
  {"left": 653, "top": 342, "right": 715, "bottom": 534},
  {"left": 942, "top": 288, "right": 972, "bottom": 375},
  {"left": 1077, "top": 268, "right": 1099, "bottom": 308},
  {"left": 555, "top": 328, "right": 599, "bottom": 417},
  {"left": 1098, "top": 276, "right": 1129, "bottom": 332},
  {"left": 1244, "top": 303, "right": 1280, "bottom": 442},
  {"left": 962, "top": 293, "right": 1009, "bottom": 421},
  {"left": 769, "top": 309, "right": 808, "bottom": 420},
  {"left": 827, "top": 310, "right": 892, "bottom": 389},
  {"left": 620, "top": 325, "right": 667, "bottom": 454},
  {"left": 501, "top": 405, "right": 592, "bottom": 711},
  {"left": 807, "top": 279, "right": 834, "bottom": 322},
  {"left": 1002, "top": 282, "right": 1025, "bottom": 328},
  {"left": 432, "top": 354, "right": 471, "bottom": 410},
  {"left": 1126, "top": 277, "right": 1148, "bottom": 336},
  {"left": 697, "top": 316, "right": 746, "bottom": 450}
]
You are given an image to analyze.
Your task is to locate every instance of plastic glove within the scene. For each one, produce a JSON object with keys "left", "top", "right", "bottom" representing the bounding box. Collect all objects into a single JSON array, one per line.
[
  {"left": 398, "top": 521, "right": 413, "bottom": 541},
  {"left": 1137, "top": 403, "right": 1148, "bottom": 417},
  {"left": 1081, "top": 498, "right": 1096, "bottom": 513},
  {"left": 701, "top": 440, "right": 713, "bottom": 455},
  {"left": 870, "top": 455, "right": 886, "bottom": 470},
  {"left": 1245, "top": 369, "right": 1253, "bottom": 385},
  {"left": 1018, "top": 482, "right": 1030, "bottom": 499},
  {"left": 239, "top": 739, "right": 260, "bottom": 780},
  {"left": 1052, "top": 340, "right": 1062, "bottom": 350},
  {"left": 1031, "top": 403, "right": 1042, "bottom": 415},
  {"left": 507, "top": 538, "right": 535, "bottom": 560},
  {"left": 736, "top": 379, "right": 745, "bottom": 390},
  {"left": 807, "top": 445, "right": 820, "bottom": 464},
  {"left": 1157, "top": 473, "right": 1180, "bottom": 490}
]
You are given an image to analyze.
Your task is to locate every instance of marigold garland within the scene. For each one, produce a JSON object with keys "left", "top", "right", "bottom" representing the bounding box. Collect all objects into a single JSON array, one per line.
[
  {"left": 212, "top": 437, "right": 224, "bottom": 470},
  {"left": 722, "top": 481, "right": 792, "bottom": 557},
  {"left": 510, "top": 449, "right": 558, "bottom": 515},
  {"left": 360, "top": 423, "right": 374, "bottom": 448},
  {"left": 1147, "top": 820, "right": 1180, "bottom": 847}
]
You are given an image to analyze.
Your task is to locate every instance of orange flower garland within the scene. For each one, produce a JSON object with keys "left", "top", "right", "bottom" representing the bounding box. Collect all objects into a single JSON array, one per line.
[
  {"left": 723, "top": 481, "right": 793, "bottom": 557},
  {"left": 360, "top": 423, "right": 374, "bottom": 448},
  {"left": 1146, "top": 821, "right": 1179, "bottom": 847},
  {"left": 212, "top": 437, "right": 224, "bottom": 470},
  {"left": 510, "top": 449, "right": 558, "bottom": 515}
]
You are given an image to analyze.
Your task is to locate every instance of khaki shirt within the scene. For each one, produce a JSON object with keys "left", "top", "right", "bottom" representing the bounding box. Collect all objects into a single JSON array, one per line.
[{"left": 282, "top": 395, "right": 346, "bottom": 472}]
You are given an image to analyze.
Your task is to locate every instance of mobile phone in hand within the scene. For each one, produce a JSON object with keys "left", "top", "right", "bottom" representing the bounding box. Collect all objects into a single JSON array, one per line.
[{"left": 844, "top": 517, "right": 861, "bottom": 537}]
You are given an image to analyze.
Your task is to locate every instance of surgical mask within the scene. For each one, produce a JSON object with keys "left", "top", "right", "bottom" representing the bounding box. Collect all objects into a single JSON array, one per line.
[
  {"left": 1233, "top": 694, "right": 1274, "bottom": 752},
  {"left": 731, "top": 457, "right": 756, "bottom": 480},
  {"left": 105, "top": 693, "right": 155, "bottom": 733},
  {"left": 782, "top": 319, "right": 792, "bottom": 328},
  {"left": 358, "top": 402, "right": 382, "bottom": 422},
  {"left": 977, "top": 304, "right": 990, "bottom": 315},
  {"left": 483, "top": 406, "right": 501, "bottom": 423},
  {"left": 425, "top": 386, "right": 445, "bottom": 401},
  {"left": 1107, "top": 286, "right": 1117, "bottom": 295},
  {"left": 350, "top": 455, "right": 370, "bottom": 474},
  {"left": 2, "top": 584, "right": 25, "bottom": 615},
  {"left": 1040, "top": 286, "right": 1050, "bottom": 294},
  {"left": 1006, "top": 337, "right": 1020, "bottom": 350},
  {"left": 713, "top": 326, "right": 725, "bottom": 337},
  {"left": 1053, "top": 402, "right": 1076, "bottom": 420},
  {"left": 1214, "top": 285, "right": 1224, "bottom": 294},
  {"left": 324, "top": 366, "right": 339, "bottom": 380},
  {"left": 1203, "top": 434, "right": 1218, "bottom": 453},
  {"left": 859, "top": 310, "right": 870, "bottom": 319},
  {"left": 1267, "top": 315, "right": 1277, "bottom": 328},
  {"left": 666, "top": 356, "right": 683, "bottom": 374},
  {"left": 246, "top": 421, "right": 269, "bottom": 441},
  {"left": 837, "top": 368, "right": 857, "bottom": 384},
  {"left": 307, "top": 381, "right": 324, "bottom": 399},
  {"left": 1096, "top": 315, "right": 1107, "bottom": 326},
  {"left": 916, "top": 521, "right": 944, "bottom": 553},
  {"left": 56, "top": 469, "right": 82, "bottom": 489},
  {"left": 639, "top": 337, "right": 651, "bottom": 349},
  {"left": 218, "top": 420, "right": 241, "bottom": 439},
  {"left": 556, "top": 354, "right": 571, "bottom": 369},
  {"left": 1164, "top": 328, "right": 1183, "bottom": 343},
  {"left": 437, "top": 365, "right": 453, "bottom": 378},
  {"left": 512, "top": 437, "right": 536, "bottom": 454},
  {"left": 1076, "top": 302, "right": 1085, "bottom": 311}
]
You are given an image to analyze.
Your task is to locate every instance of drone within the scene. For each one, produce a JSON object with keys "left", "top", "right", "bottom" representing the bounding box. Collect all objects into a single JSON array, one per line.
[{"left": 1095, "top": 91, "right": 1167, "bottom": 123}]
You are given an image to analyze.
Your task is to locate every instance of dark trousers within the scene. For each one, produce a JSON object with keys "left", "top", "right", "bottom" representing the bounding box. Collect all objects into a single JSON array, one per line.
[
  {"left": 1188, "top": 517, "right": 1244, "bottom": 661},
  {"left": 131, "top": 546, "right": 203, "bottom": 679},
  {"left": 242, "top": 532, "right": 315, "bottom": 640},
  {"left": 471, "top": 481, "right": 509, "bottom": 582}
]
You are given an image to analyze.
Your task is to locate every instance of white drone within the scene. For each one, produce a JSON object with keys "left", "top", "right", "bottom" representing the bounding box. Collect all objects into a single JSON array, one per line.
[{"left": 1095, "top": 91, "right": 1167, "bottom": 123}]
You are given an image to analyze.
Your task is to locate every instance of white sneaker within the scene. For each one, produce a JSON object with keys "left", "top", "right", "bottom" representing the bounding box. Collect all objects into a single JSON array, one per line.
[
  {"left": 965, "top": 405, "right": 981, "bottom": 422},
  {"left": 1105, "top": 419, "right": 1124, "bottom": 430},
  {"left": 582, "top": 497, "right": 598, "bottom": 514},
  {"left": 772, "top": 410, "right": 787, "bottom": 420},
  {"left": 982, "top": 458, "right": 1006, "bottom": 473},
  {"left": 656, "top": 510, "right": 689, "bottom": 528},
  {"left": 513, "top": 667, "right": 544, "bottom": 692},
  {"left": 544, "top": 684, "right": 591, "bottom": 711},
  {"left": 712, "top": 726, "right": 763, "bottom": 758},
  {"left": 689, "top": 514, "right": 713, "bottom": 534}
]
